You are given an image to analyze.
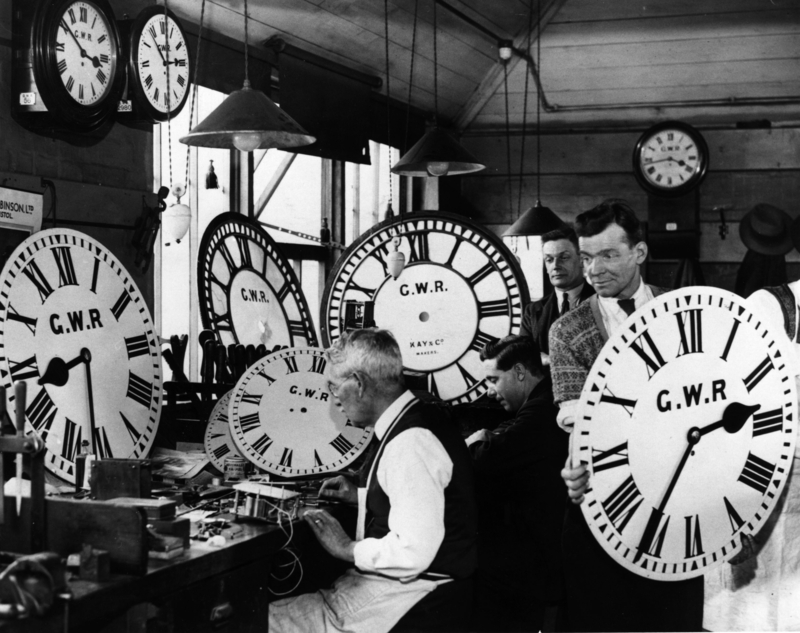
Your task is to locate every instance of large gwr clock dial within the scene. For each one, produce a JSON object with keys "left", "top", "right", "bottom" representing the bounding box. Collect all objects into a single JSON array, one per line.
[
  {"left": 576, "top": 287, "right": 796, "bottom": 581},
  {"left": 0, "top": 229, "right": 162, "bottom": 483},
  {"left": 321, "top": 212, "right": 528, "bottom": 404},
  {"left": 198, "top": 213, "right": 317, "bottom": 350},
  {"left": 229, "top": 347, "right": 373, "bottom": 477}
]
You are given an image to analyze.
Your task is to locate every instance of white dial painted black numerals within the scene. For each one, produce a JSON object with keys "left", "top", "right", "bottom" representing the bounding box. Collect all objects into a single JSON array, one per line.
[
  {"left": 321, "top": 212, "right": 528, "bottom": 404},
  {"left": 576, "top": 287, "right": 795, "bottom": 580},
  {"left": 0, "top": 229, "right": 162, "bottom": 483}
]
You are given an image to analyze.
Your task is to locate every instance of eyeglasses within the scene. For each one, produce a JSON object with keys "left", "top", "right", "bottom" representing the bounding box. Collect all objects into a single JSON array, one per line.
[{"left": 326, "top": 374, "right": 355, "bottom": 396}]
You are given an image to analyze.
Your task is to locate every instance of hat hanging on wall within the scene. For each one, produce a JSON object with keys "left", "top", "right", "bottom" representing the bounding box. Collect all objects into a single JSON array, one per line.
[{"left": 739, "top": 203, "right": 793, "bottom": 255}]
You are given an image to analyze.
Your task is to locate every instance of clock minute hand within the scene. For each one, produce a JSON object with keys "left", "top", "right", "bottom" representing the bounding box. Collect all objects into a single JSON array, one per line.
[
  {"left": 59, "top": 20, "right": 101, "bottom": 68},
  {"left": 634, "top": 401, "right": 758, "bottom": 563},
  {"left": 151, "top": 32, "right": 167, "bottom": 65},
  {"left": 81, "top": 349, "right": 97, "bottom": 456}
]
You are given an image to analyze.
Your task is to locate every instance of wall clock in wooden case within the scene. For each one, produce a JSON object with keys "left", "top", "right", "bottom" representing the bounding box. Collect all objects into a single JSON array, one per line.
[
  {"left": 228, "top": 347, "right": 373, "bottom": 477},
  {"left": 118, "top": 5, "right": 191, "bottom": 123},
  {"left": 0, "top": 229, "right": 162, "bottom": 483},
  {"left": 12, "top": 0, "right": 126, "bottom": 131},
  {"left": 575, "top": 286, "right": 796, "bottom": 581},
  {"left": 632, "top": 121, "right": 709, "bottom": 198},
  {"left": 320, "top": 212, "right": 529, "bottom": 404},
  {"left": 198, "top": 213, "right": 318, "bottom": 350}
]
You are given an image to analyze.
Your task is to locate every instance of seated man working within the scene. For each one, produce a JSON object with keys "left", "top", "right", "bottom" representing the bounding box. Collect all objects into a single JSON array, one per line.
[
  {"left": 467, "top": 335, "right": 567, "bottom": 631},
  {"left": 269, "top": 328, "right": 478, "bottom": 633}
]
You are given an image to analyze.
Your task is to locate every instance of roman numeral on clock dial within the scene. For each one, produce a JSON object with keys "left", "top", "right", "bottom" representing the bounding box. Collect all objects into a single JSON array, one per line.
[{"left": 602, "top": 474, "right": 643, "bottom": 533}]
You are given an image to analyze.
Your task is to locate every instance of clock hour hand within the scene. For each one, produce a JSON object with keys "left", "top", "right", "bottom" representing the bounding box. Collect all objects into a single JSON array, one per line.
[
  {"left": 38, "top": 354, "right": 86, "bottom": 387},
  {"left": 699, "top": 402, "right": 760, "bottom": 436}
]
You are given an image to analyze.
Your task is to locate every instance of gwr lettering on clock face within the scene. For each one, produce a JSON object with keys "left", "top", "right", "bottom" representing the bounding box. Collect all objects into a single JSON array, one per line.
[
  {"left": 135, "top": 12, "right": 189, "bottom": 113},
  {"left": 576, "top": 288, "right": 796, "bottom": 580},
  {"left": 199, "top": 215, "right": 317, "bottom": 350},
  {"left": 229, "top": 347, "right": 372, "bottom": 477},
  {"left": 0, "top": 230, "right": 162, "bottom": 483},
  {"left": 321, "top": 214, "right": 527, "bottom": 404}
]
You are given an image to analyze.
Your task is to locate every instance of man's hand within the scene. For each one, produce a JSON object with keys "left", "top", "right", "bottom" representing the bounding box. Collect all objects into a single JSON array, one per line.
[
  {"left": 465, "top": 429, "right": 491, "bottom": 447},
  {"left": 303, "top": 509, "right": 356, "bottom": 562},
  {"left": 319, "top": 475, "right": 358, "bottom": 505},
  {"left": 562, "top": 455, "right": 589, "bottom": 504}
]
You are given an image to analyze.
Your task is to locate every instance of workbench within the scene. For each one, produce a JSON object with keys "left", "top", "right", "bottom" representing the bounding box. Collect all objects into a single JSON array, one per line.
[{"left": 0, "top": 513, "right": 349, "bottom": 633}]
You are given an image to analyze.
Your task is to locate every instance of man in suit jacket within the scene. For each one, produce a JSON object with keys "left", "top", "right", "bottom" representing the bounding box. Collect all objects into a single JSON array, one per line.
[
  {"left": 466, "top": 335, "right": 568, "bottom": 632},
  {"left": 520, "top": 226, "right": 594, "bottom": 367},
  {"left": 550, "top": 199, "right": 703, "bottom": 632}
]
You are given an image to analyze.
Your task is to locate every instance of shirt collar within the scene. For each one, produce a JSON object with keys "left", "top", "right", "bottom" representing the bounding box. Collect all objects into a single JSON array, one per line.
[
  {"left": 373, "top": 390, "right": 417, "bottom": 440},
  {"left": 598, "top": 277, "right": 648, "bottom": 313},
  {"left": 563, "top": 282, "right": 585, "bottom": 303}
]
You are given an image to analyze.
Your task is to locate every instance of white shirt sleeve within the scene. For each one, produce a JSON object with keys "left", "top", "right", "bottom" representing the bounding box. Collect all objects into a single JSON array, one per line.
[
  {"left": 557, "top": 399, "right": 579, "bottom": 433},
  {"left": 353, "top": 427, "right": 453, "bottom": 580}
]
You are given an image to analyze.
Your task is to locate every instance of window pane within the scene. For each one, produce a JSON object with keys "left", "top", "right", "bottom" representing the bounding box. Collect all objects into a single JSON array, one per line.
[{"left": 259, "top": 152, "right": 322, "bottom": 245}]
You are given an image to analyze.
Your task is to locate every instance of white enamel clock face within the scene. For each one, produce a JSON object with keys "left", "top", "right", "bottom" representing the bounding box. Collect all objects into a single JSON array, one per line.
[
  {"left": 0, "top": 229, "right": 162, "bottom": 483},
  {"left": 134, "top": 10, "right": 190, "bottom": 115},
  {"left": 321, "top": 213, "right": 528, "bottom": 404},
  {"left": 576, "top": 286, "right": 796, "bottom": 581},
  {"left": 198, "top": 214, "right": 317, "bottom": 350},
  {"left": 204, "top": 391, "right": 244, "bottom": 472},
  {"left": 229, "top": 347, "right": 373, "bottom": 477},
  {"left": 56, "top": 1, "right": 118, "bottom": 106}
]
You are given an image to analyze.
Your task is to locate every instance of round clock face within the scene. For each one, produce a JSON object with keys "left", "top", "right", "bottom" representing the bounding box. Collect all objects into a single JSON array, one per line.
[
  {"left": 229, "top": 347, "right": 373, "bottom": 477},
  {"left": 0, "top": 229, "right": 162, "bottom": 483},
  {"left": 633, "top": 121, "right": 709, "bottom": 197},
  {"left": 321, "top": 212, "right": 528, "bottom": 404},
  {"left": 30, "top": 0, "right": 124, "bottom": 129},
  {"left": 576, "top": 286, "right": 796, "bottom": 581},
  {"left": 198, "top": 213, "right": 318, "bottom": 350},
  {"left": 130, "top": 6, "right": 191, "bottom": 121},
  {"left": 204, "top": 391, "right": 245, "bottom": 472}
]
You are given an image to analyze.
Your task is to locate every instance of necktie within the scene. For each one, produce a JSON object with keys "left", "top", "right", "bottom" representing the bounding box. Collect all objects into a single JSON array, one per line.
[
  {"left": 561, "top": 292, "right": 570, "bottom": 315},
  {"left": 618, "top": 298, "right": 636, "bottom": 317}
]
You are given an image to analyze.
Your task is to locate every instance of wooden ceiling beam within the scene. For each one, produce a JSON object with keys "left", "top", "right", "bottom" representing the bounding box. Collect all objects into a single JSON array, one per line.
[{"left": 453, "top": 0, "right": 568, "bottom": 131}]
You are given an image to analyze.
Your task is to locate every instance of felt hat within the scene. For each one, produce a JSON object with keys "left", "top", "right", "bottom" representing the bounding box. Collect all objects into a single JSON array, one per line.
[{"left": 739, "top": 203, "right": 793, "bottom": 255}]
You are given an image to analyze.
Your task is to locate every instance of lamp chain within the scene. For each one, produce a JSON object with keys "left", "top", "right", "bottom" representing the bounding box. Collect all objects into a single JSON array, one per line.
[
  {"left": 165, "top": 0, "right": 172, "bottom": 190},
  {"left": 384, "top": 0, "right": 393, "bottom": 210},
  {"left": 403, "top": 0, "right": 419, "bottom": 154},
  {"left": 183, "top": 0, "right": 206, "bottom": 191},
  {"left": 244, "top": 0, "right": 250, "bottom": 85},
  {"left": 536, "top": 0, "right": 542, "bottom": 204},
  {"left": 503, "top": 63, "right": 513, "bottom": 216},
  {"left": 518, "top": 0, "right": 534, "bottom": 214},
  {"left": 433, "top": 0, "right": 438, "bottom": 122}
]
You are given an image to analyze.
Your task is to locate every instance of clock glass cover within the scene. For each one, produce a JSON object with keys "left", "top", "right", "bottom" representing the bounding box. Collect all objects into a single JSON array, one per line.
[
  {"left": 198, "top": 213, "right": 318, "bottom": 350},
  {"left": 633, "top": 121, "right": 709, "bottom": 197},
  {"left": 321, "top": 212, "right": 528, "bottom": 404},
  {"left": 576, "top": 286, "right": 796, "bottom": 580},
  {"left": 229, "top": 347, "right": 373, "bottom": 477},
  {"left": 0, "top": 229, "right": 162, "bottom": 483}
]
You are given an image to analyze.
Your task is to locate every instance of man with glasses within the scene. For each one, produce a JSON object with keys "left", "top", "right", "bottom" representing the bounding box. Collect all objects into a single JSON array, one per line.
[
  {"left": 549, "top": 199, "right": 703, "bottom": 632},
  {"left": 269, "top": 328, "right": 477, "bottom": 633}
]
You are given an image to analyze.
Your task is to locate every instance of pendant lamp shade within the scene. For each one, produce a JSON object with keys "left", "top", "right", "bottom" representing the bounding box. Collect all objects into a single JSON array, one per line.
[
  {"left": 504, "top": 200, "right": 566, "bottom": 236},
  {"left": 391, "top": 127, "right": 485, "bottom": 177},
  {"left": 179, "top": 80, "right": 316, "bottom": 151}
]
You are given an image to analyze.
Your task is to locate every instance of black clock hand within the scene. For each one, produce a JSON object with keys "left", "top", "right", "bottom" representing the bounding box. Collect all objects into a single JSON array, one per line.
[
  {"left": 38, "top": 354, "right": 86, "bottom": 387},
  {"left": 59, "top": 20, "right": 101, "bottom": 68},
  {"left": 81, "top": 349, "right": 97, "bottom": 455},
  {"left": 634, "top": 401, "right": 758, "bottom": 563},
  {"left": 151, "top": 31, "right": 167, "bottom": 65}
]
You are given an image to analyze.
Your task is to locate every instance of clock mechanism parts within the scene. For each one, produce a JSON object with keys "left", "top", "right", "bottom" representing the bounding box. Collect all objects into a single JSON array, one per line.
[
  {"left": 321, "top": 212, "right": 529, "bottom": 404},
  {"left": 575, "top": 286, "right": 796, "bottom": 581},
  {"left": 0, "top": 229, "right": 162, "bottom": 484},
  {"left": 198, "top": 213, "right": 318, "bottom": 350},
  {"left": 228, "top": 347, "right": 373, "bottom": 477}
]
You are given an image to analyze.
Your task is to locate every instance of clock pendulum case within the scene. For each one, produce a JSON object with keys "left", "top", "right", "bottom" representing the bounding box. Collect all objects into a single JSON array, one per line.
[
  {"left": 632, "top": 121, "right": 710, "bottom": 260},
  {"left": 575, "top": 286, "right": 796, "bottom": 581},
  {"left": 228, "top": 347, "right": 373, "bottom": 477},
  {"left": 0, "top": 229, "right": 163, "bottom": 484},
  {"left": 197, "top": 213, "right": 318, "bottom": 350},
  {"left": 11, "top": 0, "right": 127, "bottom": 132},
  {"left": 320, "top": 212, "right": 529, "bottom": 404}
]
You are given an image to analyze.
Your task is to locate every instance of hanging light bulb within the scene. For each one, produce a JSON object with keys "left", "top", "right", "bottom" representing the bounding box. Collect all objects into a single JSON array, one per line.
[
  {"left": 426, "top": 161, "right": 450, "bottom": 177},
  {"left": 387, "top": 236, "right": 406, "bottom": 280},
  {"left": 232, "top": 129, "right": 263, "bottom": 153},
  {"left": 163, "top": 184, "right": 191, "bottom": 245}
]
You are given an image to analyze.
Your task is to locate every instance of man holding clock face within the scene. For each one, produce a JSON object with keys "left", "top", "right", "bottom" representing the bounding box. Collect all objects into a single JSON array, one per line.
[{"left": 549, "top": 199, "right": 704, "bottom": 632}]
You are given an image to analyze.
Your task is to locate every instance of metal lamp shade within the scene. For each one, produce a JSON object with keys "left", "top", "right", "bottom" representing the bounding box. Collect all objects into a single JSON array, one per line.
[
  {"left": 179, "top": 82, "right": 316, "bottom": 150},
  {"left": 391, "top": 127, "right": 485, "bottom": 177},
  {"left": 504, "top": 201, "right": 566, "bottom": 236}
]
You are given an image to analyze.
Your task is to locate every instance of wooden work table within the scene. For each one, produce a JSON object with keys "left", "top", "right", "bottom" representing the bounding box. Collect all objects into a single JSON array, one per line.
[{"left": 0, "top": 511, "right": 349, "bottom": 633}]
